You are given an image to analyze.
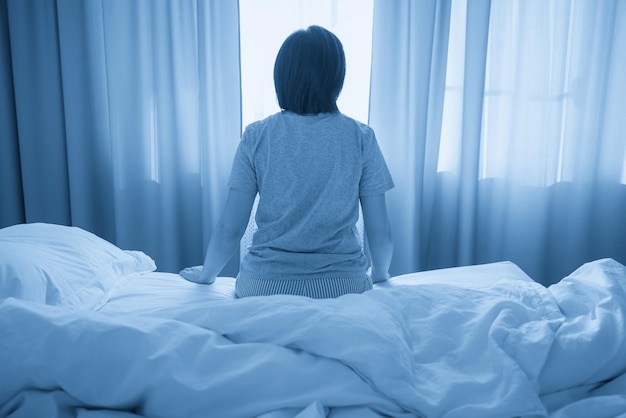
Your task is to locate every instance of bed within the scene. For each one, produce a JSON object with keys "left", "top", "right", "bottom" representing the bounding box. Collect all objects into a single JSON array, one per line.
[{"left": 1, "top": 223, "right": 626, "bottom": 418}]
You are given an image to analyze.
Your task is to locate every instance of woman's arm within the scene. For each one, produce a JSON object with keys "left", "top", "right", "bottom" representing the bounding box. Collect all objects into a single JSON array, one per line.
[
  {"left": 360, "top": 193, "right": 393, "bottom": 283},
  {"left": 181, "top": 189, "right": 255, "bottom": 284}
]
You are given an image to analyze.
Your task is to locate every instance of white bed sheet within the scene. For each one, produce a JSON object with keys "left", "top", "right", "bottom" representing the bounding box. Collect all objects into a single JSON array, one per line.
[
  {"left": 98, "top": 271, "right": 237, "bottom": 316},
  {"left": 1, "top": 263, "right": 556, "bottom": 418},
  {"left": 98, "top": 261, "right": 532, "bottom": 317},
  {"left": 3, "top": 259, "right": 626, "bottom": 418},
  {"left": 379, "top": 260, "right": 533, "bottom": 287}
]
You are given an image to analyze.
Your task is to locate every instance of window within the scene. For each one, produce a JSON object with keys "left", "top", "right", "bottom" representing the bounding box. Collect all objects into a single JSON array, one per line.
[{"left": 239, "top": 0, "right": 374, "bottom": 129}]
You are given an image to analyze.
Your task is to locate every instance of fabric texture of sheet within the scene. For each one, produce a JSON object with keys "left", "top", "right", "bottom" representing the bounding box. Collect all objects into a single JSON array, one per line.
[
  {"left": 2, "top": 258, "right": 626, "bottom": 417},
  {"left": 97, "top": 273, "right": 237, "bottom": 316},
  {"left": 97, "top": 261, "right": 530, "bottom": 316},
  {"left": 377, "top": 260, "right": 534, "bottom": 288}
]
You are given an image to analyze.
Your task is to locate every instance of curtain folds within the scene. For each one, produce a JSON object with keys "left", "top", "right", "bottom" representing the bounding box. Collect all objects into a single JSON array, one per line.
[
  {"left": 0, "top": 0, "right": 242, "bottom": 274},
  {"left": 0, "top": 1, "right": 24, "bottom": 226},
  {"left": 368, "top": 0, "right": 453, "bottom": 276},
  {"left": 2, "top": 0, "right": 625, "bottom": 283},
  {"left": 369, "top": 0, "right": 626, "bottom": 284}
]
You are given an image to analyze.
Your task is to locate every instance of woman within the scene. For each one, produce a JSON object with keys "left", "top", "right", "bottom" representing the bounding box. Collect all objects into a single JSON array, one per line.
[{"left": 180, "top": 25, "right": 394, "bottom": 298}]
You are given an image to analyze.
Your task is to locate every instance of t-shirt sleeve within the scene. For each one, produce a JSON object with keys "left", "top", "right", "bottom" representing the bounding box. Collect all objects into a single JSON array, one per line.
[
  {"left": 227, "top": 130, "right": 258, "bottom": 196},
  {"left": 359, "top": 128, "right": 394, "bottom": 196}
]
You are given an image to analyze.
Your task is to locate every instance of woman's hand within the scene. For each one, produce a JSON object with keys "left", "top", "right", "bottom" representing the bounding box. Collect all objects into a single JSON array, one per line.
[{"left": 179, "top": 266, "right": 216, "bottom": 285}]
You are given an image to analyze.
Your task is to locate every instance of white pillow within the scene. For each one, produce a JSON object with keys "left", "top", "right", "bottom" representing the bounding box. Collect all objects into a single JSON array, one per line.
[{"left": 0, "top": 223, "right": 156, "bottom": 309}]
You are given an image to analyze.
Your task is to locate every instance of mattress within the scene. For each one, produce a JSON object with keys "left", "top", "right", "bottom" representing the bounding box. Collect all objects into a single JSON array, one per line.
[{"left": 97, "top": 261, "right": 532, "bottom": 317}]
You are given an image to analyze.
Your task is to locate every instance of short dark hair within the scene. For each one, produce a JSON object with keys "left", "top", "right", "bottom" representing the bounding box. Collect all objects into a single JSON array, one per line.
[{"left": 273, "top": 25, "right": 346, "bottom": 115}]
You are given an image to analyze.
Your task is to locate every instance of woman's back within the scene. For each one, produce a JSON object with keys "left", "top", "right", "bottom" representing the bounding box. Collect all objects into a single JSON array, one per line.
[
  {"left": 230, "top": 111, "right": 392, "bottom": 286},
  {"left": 179, "top": 25, "right": 393, "bottom": 298}
]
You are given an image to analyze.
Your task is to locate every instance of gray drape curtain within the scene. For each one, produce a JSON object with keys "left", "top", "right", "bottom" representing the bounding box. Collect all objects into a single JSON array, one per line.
[
  {"left": 2, "top": 0, "right": 625, "bottom": 283},
  {"left": 0, "top": 0, "right": 242, "bottom": 274},
  {"left": 369, "top": 0, "right": 626, "bottom": 284}
]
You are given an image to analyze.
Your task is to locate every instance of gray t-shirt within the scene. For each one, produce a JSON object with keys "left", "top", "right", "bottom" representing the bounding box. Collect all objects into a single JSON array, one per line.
[{"left": 228, "top": 111, "right": 394, "bottom": 281}]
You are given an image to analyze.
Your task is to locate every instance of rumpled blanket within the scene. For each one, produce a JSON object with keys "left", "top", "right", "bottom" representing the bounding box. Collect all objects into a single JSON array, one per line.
[{"left": 1, "top": 258, "right": 626, "bottom": 418}]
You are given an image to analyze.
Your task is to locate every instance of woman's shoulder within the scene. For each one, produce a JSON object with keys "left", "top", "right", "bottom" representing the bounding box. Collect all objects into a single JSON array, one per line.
[
  {"left": 244, "top": 114, "right": 273, "bottom": 132},
  {"left": 243, "top": 112, "right": 287, "bottom": 136},
  {"left": 328, "top": 114, "right": 377, "bottom": 146},
  {"left": 241, "top": 113, "right": 278, "bottom": 144},
  {"left": 336, "top": 113, "right": 374, "bottom": 136}
]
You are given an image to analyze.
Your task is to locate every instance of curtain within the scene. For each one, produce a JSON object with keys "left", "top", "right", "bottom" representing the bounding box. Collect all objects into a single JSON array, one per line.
[
  {"left": 369, "top": 0, "right": 626, "bottom": 285},
  {"left": 0, "top": 0, "right": 242, "bottom": 274}
]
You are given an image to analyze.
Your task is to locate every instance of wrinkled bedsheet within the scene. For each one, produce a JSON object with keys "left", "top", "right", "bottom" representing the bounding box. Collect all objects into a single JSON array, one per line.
[{"left": 1, "top": 258, "right": 626, "bottom": 418}]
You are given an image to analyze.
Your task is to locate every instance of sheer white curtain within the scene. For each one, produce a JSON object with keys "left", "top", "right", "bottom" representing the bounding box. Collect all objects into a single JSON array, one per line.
[
  {"left": 369, "top": 0, "right": 626, "bottom": 284},
  {"left": 239, "top": 0, "right": 373, "bottom": 128},
  {"left": 0, "top": 0, "right": 241, "bottom": 274}
]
